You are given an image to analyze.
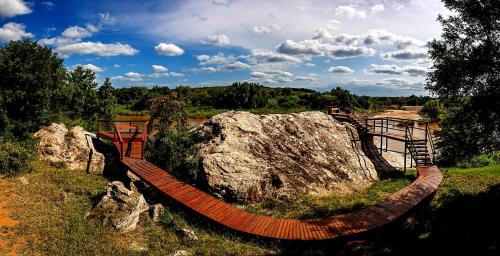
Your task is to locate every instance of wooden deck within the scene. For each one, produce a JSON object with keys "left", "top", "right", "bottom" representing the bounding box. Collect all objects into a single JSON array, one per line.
[
  {"left": 121, "top": 158, "right": 442, "bottom": 240},
  {"left": 97, "top": 117, "right": 443, "bottom": 241}
]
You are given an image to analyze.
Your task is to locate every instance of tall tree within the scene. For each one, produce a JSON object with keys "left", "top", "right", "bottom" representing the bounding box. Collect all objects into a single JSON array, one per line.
[
  {"left": 67, "top": 66, "right": 99, "bottom": 120},
  {"left": 427, "top": 0, "right": 500, "bottom": 163},
  {"left": 0, "top": 39, "right": 67, "bottom": 137},
  {"left": 97, "top": 77, "right": 117, "bottom": 119}
]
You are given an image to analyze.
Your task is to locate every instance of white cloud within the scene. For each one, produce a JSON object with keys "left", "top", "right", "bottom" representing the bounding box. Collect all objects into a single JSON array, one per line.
[
  {"left": 249, "top": 49, "right": 301, "bottom": 63},
  {"left": 212, "top": 0, "right": 236, "bottom": 7},
  {"left": 149, "top": 72, "right": 184, "bottom": 78},
  {"left": 152, "top": 64, "right": 168, "bottom": 73},
  {"left": 0, "top": 0, "right": 31, "bottom": 18},
  {"left": 56, "top": 42, "right": 139, "bottom": 57},
  {"left": 72, "top": 64, "right": 104, "bottom": 73},
  {"left": 99, "top": 13, "right": 116, "bottom": 27},
  {"left": 217, "top": 61, "right": 251, "bottom": 71},
  {"left": 196, "top": 53, "right": 236, "bottom": 65},
  {"left": 190, "top": 67, "right": 218, "bottom": 73},
  {"left": 112, "top": 72, "right": 143, "bottom": 81},
  {"left": 251, "top": 70, "right": 293, "bottom": 83},
  {"left": 295, "top": 75, "right": 317, "bottom": 82},
  {"left": 61, "top": 25, "right": 97, "bottom": 39},
  {"left": 370, "top": 64, "right": 428, "bottom": 77},
  {"left": 0, "top": 22, "right": 32, "bottom": 42},
  {"left": 41, "top": 1, "right": 54, "bottom": 9},
  {"left": 155, "top": 43, "right": 184, "bottom": 56},
  {"left": 203, "top": 34, "right": 231, "bottom": 46},
  {"left": 328, "top": 66, "right": 354, "bottom": 74},
  {"left": 370, "top": 4, "right": 384, "bottom": 14},
  {"left": 381, "top": 49, "right": 428, "bottom": 61},
  {"left": 334, "top": 5, "right": 367, "bottom": 19},
  {"left": 248, "top": 24, "right": 280, "bottom": 34},
  {"left": 277, "top": 39, "right": 375, "bottom": 59},
  {"left": 305, "top": 63, "right": 315, "bottom": 67},
  {"left": 113, "top": 64, "right": 121, "bottom": 68}
]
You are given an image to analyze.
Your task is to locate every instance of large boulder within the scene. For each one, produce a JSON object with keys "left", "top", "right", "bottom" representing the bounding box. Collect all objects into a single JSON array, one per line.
[
  {"left": 86, "top": 181, "right": 150, "bottom": 232},
  {"left": 196, "top": 111, "right": 378, "bottom": 202},
  {"left": 34, "top": 123, "right": 105, "bottom": 174}
]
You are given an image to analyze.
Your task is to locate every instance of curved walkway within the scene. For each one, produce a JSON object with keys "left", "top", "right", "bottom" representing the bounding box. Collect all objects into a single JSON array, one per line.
[
  {"left": 102, "top": 116, "right": 443, "bottom": 240},
  {"left": 122, "top": 159, "right": 441, "bottom": 240}
]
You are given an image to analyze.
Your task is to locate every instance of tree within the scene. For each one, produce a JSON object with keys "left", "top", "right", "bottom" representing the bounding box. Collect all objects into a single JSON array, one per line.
[
  {"left": 427, "top": 0, "right": 500, "bottom": 163},
  {"left": 0, "top": 39, "right": 67, "bottom": 137},
  {"left": 97, "top": 78, "right": 117, "bottom": 119}
]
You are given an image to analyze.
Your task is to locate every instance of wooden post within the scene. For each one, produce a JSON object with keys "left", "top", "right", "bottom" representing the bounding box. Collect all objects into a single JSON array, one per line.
[
  {"left": 385, "top": 118, "right": 388, "bottom": 152},
  {"left": 404, "top": 127, "right": 408, "bottom": 173},
  {"left": 380, "top": 119, "right": 383, "bottom": 155}
]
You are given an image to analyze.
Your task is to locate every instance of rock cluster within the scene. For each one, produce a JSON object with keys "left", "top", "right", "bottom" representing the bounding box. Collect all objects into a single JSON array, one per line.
[
  {"left": 196, "top": 111, "right": 378, "bottom": 202},
  {"left": 34, "top": 123, "right": 105, "bottom": 174}
]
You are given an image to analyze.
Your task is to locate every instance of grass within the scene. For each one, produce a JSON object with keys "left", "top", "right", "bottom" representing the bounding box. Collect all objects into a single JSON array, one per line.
[
  {"left": 3, "top": 160, "right": 274, "bottom": 255},
  {"left": 241, "top": 172, "right": 415, "bottom": 219},
  {"left": 3, "top": 159, "right": 500, "bottom": 255}
]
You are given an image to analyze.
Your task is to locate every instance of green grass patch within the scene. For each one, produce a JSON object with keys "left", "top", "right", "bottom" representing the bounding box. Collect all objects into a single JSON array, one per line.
[
  {"left": 241, "top": 172, "right": 415, "bottom": 219},
  {"left": 445, "top": 164, "right": 500, "bottom": 177}
]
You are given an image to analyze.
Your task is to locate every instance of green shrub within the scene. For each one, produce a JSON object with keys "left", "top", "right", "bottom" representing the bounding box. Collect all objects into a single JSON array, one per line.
[
  {"left": 456, "top": 151, "right": 500, "bottom": 168},
  {"left": 0, "top": 138, "right": 34, "bottom": 176}
]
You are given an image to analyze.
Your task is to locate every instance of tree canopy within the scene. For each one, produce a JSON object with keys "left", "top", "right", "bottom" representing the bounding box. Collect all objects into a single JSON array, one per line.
[{"left": 427, "top": 0, "right": 500, "bottom": 163}]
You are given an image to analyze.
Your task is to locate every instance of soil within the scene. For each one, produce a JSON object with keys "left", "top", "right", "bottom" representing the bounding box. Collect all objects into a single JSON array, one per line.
[{"left": 0, "top": 178, "right": 23, "bottom": 255}]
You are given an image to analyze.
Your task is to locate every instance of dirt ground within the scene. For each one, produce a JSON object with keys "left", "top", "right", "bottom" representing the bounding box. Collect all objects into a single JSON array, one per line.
[{"left": 0, "top": 178, "right": 23, "bottom": 255}]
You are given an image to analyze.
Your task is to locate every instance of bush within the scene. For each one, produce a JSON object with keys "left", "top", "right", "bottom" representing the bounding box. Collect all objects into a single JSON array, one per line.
[
  {"left": 0, "top": 138, "right": 34, "bottom": 176},
  {"left": 456, "top": 151, "right": 500, "bottom": 168}
]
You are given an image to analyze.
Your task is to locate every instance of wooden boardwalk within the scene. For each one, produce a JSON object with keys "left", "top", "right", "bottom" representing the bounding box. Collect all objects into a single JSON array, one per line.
[{"left": 97, "top": 116, "right": 443, "bottom": 241}]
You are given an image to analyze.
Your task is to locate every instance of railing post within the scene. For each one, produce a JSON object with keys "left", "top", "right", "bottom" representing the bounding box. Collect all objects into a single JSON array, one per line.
[
  {"left": 380, "top": 119, "right": 383, "bottom": 155},
  {"left": 385, "top": 118, "right": 388, "bottom": 152},
  {"left": 404, "top": 126, "right": 408, "bottom": 173}
]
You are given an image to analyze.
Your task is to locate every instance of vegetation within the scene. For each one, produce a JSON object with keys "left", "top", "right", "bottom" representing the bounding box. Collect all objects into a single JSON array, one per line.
[
  {"left": 0, "top": 39, "right": 116, "bottom": 138},
  {"left": 242, "top": 172, "right": 414, "bottom": 219},
  {"left": 427, "top": 0, "right": 500, "bottom": 165},
  {"left": 0, "top": 137, "right": 33, "bottom": 176}
]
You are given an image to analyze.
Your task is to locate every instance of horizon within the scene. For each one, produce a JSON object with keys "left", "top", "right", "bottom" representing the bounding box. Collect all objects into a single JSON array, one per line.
[{"left": 0, "top": 0, "right": 449, "bottom": 96}]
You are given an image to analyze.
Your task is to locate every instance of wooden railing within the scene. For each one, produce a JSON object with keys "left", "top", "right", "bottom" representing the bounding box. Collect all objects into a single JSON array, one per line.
[{"left": 96, "top": 120, "right": 149, "bottom": 159}]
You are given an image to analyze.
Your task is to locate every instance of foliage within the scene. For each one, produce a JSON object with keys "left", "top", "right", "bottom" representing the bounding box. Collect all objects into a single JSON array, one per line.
[
  {"left": 209, "top": 82, "right": 269, "bottom": 109},
  {"left": 456, "top": 151, "right": 500, "bottom": 168},
  {"left": 97, "top": 77, "right": 117, "bottom": 120},
  {"left": 419, "top": 99, "right": 445, "bottom": 121},
  {"left": 0, "top": 137, "right": 34, "bottom": 176},
  {"left": 145, "top": 92, "right": 201, "bottom": 182},
  {"left": 0, "top": 39, "right": 117, "bottom": 137},
  {"left": 427, "top": 0, "right": 500, "bottom": 163},
  {"left": 0, "top": 39, "right": 67, "bottom": 137}
]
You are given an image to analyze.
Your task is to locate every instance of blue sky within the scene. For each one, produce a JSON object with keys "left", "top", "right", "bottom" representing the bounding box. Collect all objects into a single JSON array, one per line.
[{"left": 0, "top": 0, "right": 449, "bottom": 96}]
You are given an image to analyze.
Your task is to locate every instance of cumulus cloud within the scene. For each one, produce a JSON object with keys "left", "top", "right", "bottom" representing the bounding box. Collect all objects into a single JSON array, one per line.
[
  {"left": 189, "top": 67, "right": 218, "bottom": 73},
  {"left": 277, "top": 39, "right": 375, "bottom": 59},
  {"left": 248, "top": 24, "right": 280, "bottom": 34},
  {"left": 0, "top": 0, "right": 31, "bottom": 18},
  {"left": 381, "top": 49, "right": 428, "bottom": 61},
  {"left": 212, "top": 0, "right": 236, "bottom": 7},
  {"left": 328, "top": 66, "right": 354, "bottom": 74},
  {"left": 196, "top": 53, "right": 237, "bottom": 65},
  {"left": 57, "top": 42, "right": 139, "bottom": 57},
  {"left": 249, "top": 49, "right": 301, "bottom": 63},
  {"left": 369, "top": 64, "right": 428, "bottom": 77},
  {"left": 251, "top": 70, "right": 293, "bottom": 83},
  {"left": 72, "top": 64, "right": 104, "bottom": 73},
  {"left": 149, "top": 72, "right": 184, "bottom": 78},
  {"left": 217, "top": 61, "right": 251, "bottom": 71},
  {"left": 112, "top": 72, "right": 143, "bottom": 81},
  {"left": 0, "top": 22, "right": 32, "bottom": 42},
  {"left": 334, "top": 5, "right": 367, "bottom": 19},
  {"left": 203, "top": 34, "right": 231, "bottom": 46},
  {"left": 152, "top": 64, "right": 168, "bottom": 73},
  {"left": 305, "top": 63, "right": 315, "bottom": 67},
  {"left": 99, "top": 12, "right": 116, "bottom": 27},
  {"left": 61, "top": 25, "right": 97, "bottom": 39},
  {"left": 295, "top": 75, "right": 317, "bottom": 82},
  {"left": 370, "top": 4, "right": 384, "bottom": 14},
  {"left": 375, "top": 77, "right": 424, "bottom": 89},
  {"left": 155, "top": 43, "right": 184, "bottom": 56}
]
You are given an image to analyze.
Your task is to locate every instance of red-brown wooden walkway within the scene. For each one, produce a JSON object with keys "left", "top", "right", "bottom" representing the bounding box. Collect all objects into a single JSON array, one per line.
[{"left": 96, "top": 117, "right": 443, "bottom": 241}]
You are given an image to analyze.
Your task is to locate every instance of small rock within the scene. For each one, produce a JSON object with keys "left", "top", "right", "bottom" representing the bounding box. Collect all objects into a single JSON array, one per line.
[
  {"left": 129, "top": 241, "right": 148, "bottom": 252},
  {"left": 173, "top": 250, "right": 189, "bottom": 256},
  {"left": 178, "top": 228, "right": 198, "bottom": 241},
  {"left": 17, "top": 176, "right": 29, "bottom": 185},
  {"left": 150, "top": 203, "right": 164, "bottom": 223},
  {"left": 127, "top": 170, "right": 141, "bottom": 183},
  {"left": 86, "top": 181, "right": 150, "bottom": 232}
]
